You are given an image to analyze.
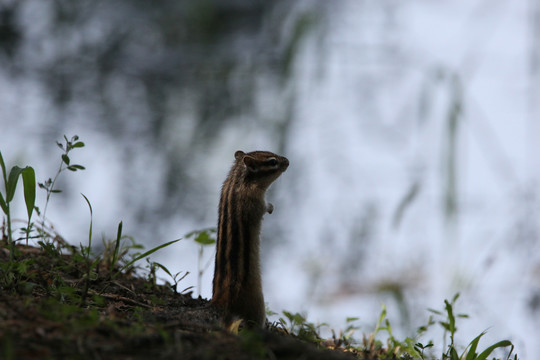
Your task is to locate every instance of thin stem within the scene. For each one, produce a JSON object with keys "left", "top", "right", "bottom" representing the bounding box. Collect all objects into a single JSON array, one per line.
[
  {"left": 197, "top": 245, "right": 203, "bottom": 296},
  {"left": 25, "top": 219, "right": 31, "bottom": 246},
  {"left": 6, "top": 202, "right": 14, "bottom": 260},
  {"left": 40, "top": 160, "right": 64, "bottom": 240}
]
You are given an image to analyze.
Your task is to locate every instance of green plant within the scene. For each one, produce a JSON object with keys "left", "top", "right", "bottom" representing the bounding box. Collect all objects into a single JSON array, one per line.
[
  {"left": 79, "top": 194, "right": 101, "bottom": 305},
  {"left": 185, "top": 228, "right": 216, "bottom": 296},
  {"left": 0, "top": 151, "right": 36, "bottom": 254},
  {"left": 113, "top": 238, "right": 182, "bottom": 278},
  {"left": 354, "top": 294, "right": 515, "bottom": 360},
  {"left": 100, "top": 227, "right": 138, "bottom": 273},
  {"left": 0, "top": 258, "right": 36, "bottom": 292},
  {"left": 37, "top": 135, "right": 85, "bottom": 241},
  {"left": 0, "top": 136, "right": 521, "bottom": 360},
  {"left": 360, "top": 304, "right": 424, "bottom": 358},
  {"left": 146, "top": 258, "right": 160, "bottom": 290},
  {"left": 277, "top": 310, "right": 326, "bottom": 344},
  {"left": 109, "top": 221, "right": 123, "bottom": 276},
  {"left": 428, "top": 294, "right": 514, "bottom": 360},
  {"left": 149, "top": 260, "right": 191, "bottom": 294},
  {"left": 326, "top": 316, "right": 362, "bottom": 350},
  {"left": 342, "top": 317, "right": 361, "bottom": 343}
]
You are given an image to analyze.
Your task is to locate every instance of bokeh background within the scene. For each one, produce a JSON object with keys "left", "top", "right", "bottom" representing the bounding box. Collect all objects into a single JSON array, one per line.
[{"left": 1, "top": 0, "right": 538, "bottom": 357}]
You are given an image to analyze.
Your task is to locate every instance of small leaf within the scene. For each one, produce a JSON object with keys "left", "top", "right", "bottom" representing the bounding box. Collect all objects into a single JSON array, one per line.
[
  {"left": 449, "top": 346, "right": 459, "bottom": 360},
  {"left": 194, "top": 231, "right": 215, "bottom": 245},
  {"left": 71, "top": 135, "right": 79, "bottom": 142},
  {"left": 475, "top": 340, "right": 513, "bottom": 360},
  {"left": 51, "top": 189, "right": 62, "bottom": 193},
  {"left": 415, "top": 342, "right": 433, "bottom": 350},
  {"left": 67, "top": 164, "right": 85, "bottom": 171},
  {"left": 185, "top": 228, "right": 216, "bottom": 238},
  {"left": 0, "top": 193, "right": 7, "bottom": 213},
  {"left": 56, "top": 141, "right": 64, "bottom": 150},
  {"left": 444, "top": 300, "right": 456, "bottom": 333},
  {"left": 152, "top": 262, "right": 173, "bottom": 278},
  {"left": 62, "top": 154, "right": 70, "bottom": 165},
  {"left": 174, "top": 271, "right": 189, "bottom": 283},
  {"left": 22, "top": 167, "right": 36, "bottom": 220},
  {"left": 0, "top": 151, "right": 6, "bottom": 180},
  {"left": 72, "top": 142, "right": 85, "bottom": 148},
  {"left": 180, "top": 285, "right": 194, "bottom": 294},
  {"left": 6, "top": 165, "right": 24, "bottom": 202}
]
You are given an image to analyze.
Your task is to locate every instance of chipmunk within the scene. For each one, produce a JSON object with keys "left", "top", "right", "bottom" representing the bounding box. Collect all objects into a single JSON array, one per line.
[{"left": 211, "top": 150, "right": 289, "bottom": 328}]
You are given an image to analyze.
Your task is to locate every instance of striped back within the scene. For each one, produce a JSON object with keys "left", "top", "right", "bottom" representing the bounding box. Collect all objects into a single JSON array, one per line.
[{"left": 212, "top": 150, "right": 288, "bottom": 326}]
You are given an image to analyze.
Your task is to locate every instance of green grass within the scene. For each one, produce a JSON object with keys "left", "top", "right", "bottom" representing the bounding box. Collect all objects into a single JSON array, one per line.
[
  {"left": 0, "top": 135, "right": 518, "bottom": 360},
  {"left": 270, "top": 296, "right": 516, "bottom": 360},
  {"left": 0, "top": 135, "right": 183, "bottom": 301}
]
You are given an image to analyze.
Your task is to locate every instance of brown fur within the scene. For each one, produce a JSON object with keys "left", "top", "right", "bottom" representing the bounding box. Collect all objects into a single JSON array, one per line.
[{"left": 212, "top": 150, "right": 289, "bottom": 327}]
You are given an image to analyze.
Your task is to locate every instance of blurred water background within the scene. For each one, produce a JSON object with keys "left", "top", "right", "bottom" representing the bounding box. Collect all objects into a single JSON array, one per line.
[{"left": 0, "top": 0, "right": 538, "bottom": 357}]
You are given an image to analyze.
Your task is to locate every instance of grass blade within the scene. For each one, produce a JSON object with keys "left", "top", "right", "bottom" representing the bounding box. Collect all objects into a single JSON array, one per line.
[
  {"left": 152, "top": 262, "right": 173, "bottom": 278},
  {"left": 449, "top": 346, "right": 459, "bottom": 360},
  {"left": 464, "top": 331, "right": 485, "bottom": 360},
  {"left": 392, "top": 180, "right": 421, "bottom": 229},
  {"left": 475, "top": 340, "right": 513, "bottom": 360},
  {"left": 444, "top": 300, "right": 456, "bottom": 334},
  {"left": 0, "top": 192, "right": 7, "bottom": 214},
  {"left": 22, "top": 167, "right": 36, "bottom": 220},
  {"left": 0, "top": 151, "right": 6, "bottom": 182},
  {"left": 81, "top": 194, "right": 93, "bottom": 250},
  {"left": 6, "top": 165, "right": 24, "bottom": 202},
  {"left": 118, "top": 238, "right": 182, "bottom": 274},
  {"left": 110, "top": 221, "right": 123, "bottom": 274},
  {"left": 80, "top": 193, "right": 94, "bottom": 306}
]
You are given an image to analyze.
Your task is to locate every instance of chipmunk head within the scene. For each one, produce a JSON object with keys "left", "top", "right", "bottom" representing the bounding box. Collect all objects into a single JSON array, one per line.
[{"left": 234, "top": 150, "right": 289, "bottom": 189}]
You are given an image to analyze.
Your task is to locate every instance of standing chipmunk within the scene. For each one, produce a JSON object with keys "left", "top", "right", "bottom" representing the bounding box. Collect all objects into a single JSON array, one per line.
[{"left": 211, "top": 150, "right": 289, "bottom": 327}]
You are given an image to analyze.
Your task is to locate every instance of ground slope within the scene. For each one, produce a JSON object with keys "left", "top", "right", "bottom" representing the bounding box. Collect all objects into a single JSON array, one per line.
[{"left": 0, "top": 240, "right": 372, "bottom": 360}]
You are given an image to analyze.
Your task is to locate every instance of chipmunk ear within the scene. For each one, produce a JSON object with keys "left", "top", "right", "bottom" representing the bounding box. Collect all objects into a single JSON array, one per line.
[
  {"left": 242, "top": 155, "right": 258, "bottom": 172},
  {"left": 234, "top": 150, "right": 245, "bottom": 160}
]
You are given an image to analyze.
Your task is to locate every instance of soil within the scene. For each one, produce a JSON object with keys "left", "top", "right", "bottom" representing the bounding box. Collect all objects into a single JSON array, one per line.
[{"left": 0, "top": 240, "right": 378, "bottom": 360}]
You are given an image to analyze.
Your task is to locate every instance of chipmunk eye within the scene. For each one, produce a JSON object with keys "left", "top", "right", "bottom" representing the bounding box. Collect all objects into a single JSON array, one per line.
[{"left": 266, "top": 158, "right": 278, "bottom": 167}]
